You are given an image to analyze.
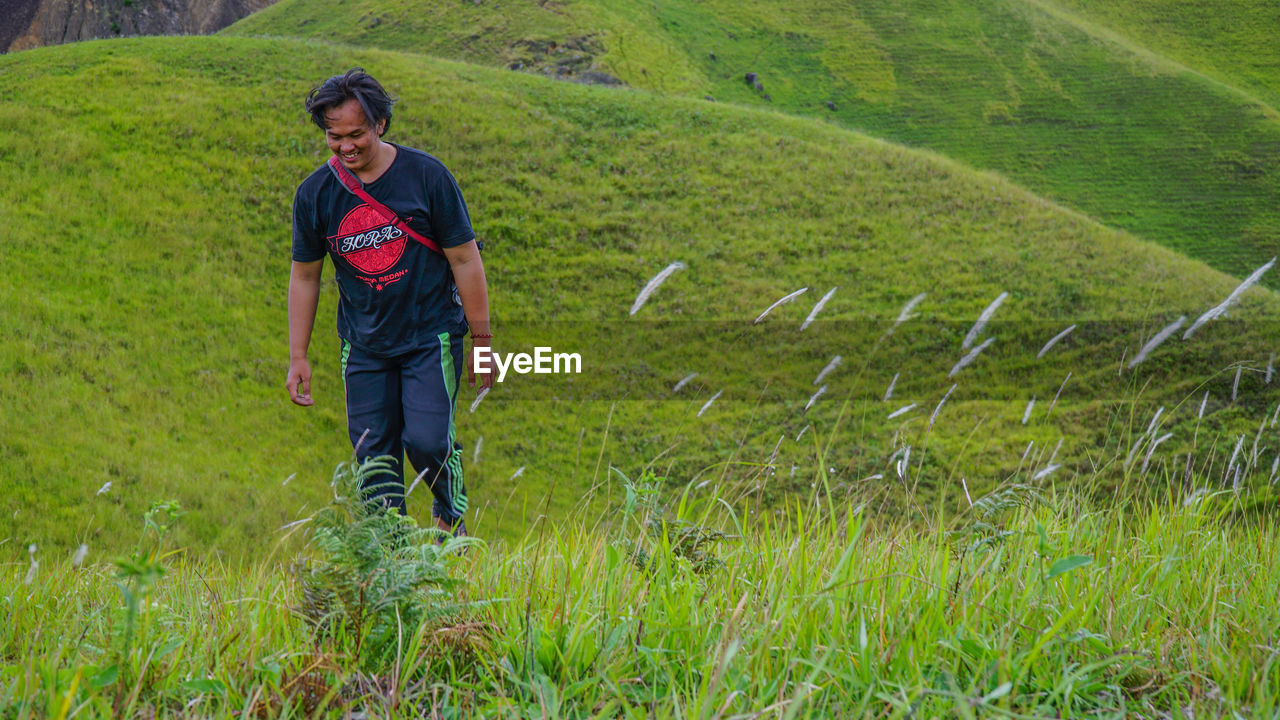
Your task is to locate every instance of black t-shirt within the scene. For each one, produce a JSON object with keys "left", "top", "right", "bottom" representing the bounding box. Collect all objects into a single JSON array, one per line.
[{"left": 292, "top": 144, "right": 475, "bottom": 357}]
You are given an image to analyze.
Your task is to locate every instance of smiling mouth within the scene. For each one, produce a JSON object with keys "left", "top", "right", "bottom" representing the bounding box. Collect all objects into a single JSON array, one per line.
[{"left": 341, "top": 150, "right": 360, "bottom": 162}]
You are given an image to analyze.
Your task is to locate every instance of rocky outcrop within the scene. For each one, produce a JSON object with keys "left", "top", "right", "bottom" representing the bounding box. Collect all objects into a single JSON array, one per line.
[
  {"left": 504, "top": 35, "right": 623, "bottom": 87},
  {"left": 3, "top": 0, "right": 274, "bottom": 52}
]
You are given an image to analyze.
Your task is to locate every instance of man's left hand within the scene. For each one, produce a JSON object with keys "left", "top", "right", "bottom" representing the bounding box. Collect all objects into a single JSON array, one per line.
[{"left": 467, "top": 336, "right": 494, "bottom": 390}]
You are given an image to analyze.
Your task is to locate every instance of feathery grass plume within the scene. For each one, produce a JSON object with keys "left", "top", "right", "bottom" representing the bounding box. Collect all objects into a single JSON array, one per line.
[
  {"left": 887, "top": 403, "right": 917, "bottom": 420},
  {"left": 1037, "top": 324, "right": 1076, "bottom": 359},
  {"left": 1250, "top": 418, "right": 1266, "bottom": 466},
  {"left": 279, "top": 517, "right": 312, "bottom": 531},
  {"left": 930, "top": 384, "right": 957, "bottom": 428},
  {"left": 896, "top": 446, "right": 912, "bottom": 480},
  {"left": 1232, "top": 365, "right": 1242, "bottom": 401},
  {"left": 961, "top": 477, "right": 973, "bottom": 506},
  {"left": 1142, "top": 433, "right": 1173, "bottom": 476},
  {"left": 814, "top": 356, "right": 842, "bottom": 386},
  {"left": 1200, "top": 391, "right": 1210, "bottom": 420},
  {"left": 673, "top": 372, "right": 698, "bottom": 393},
  {"left": 698, "top": 390, "right": 723, "bottom": 417},
  {"left": 805, "top": 385, "right": 827, "bottom": 412},
  {"left": 1267, "top": 354, "right": 1275, "bottom": 384},
  {"left": 282, "top": 473, "right": 296, "bottom": 486},
  {"left": 1022, "top": 396, "right": 1036, "bottom": 425},
  {"left": 1022, "top": 441, "right": 1034, "bottom": 462},
  {"left": 71, "top": 543, "right": 88, "bottom": 567},
  {"left": 1047, "top": 371, "right": 1072, "bottom": 417},
  {"left": 883, "top": 372, "right": 899, "bottom": 402},
  {"left": 405, "top": 465, "right": 430, "bottom": 498},
  {"left": 767, "top": 435, "right": 784, "bottom": 467},
  {"left": 753, "top": 287, "right": 808, "bottom": 324},
  {"left": 1225, "top": 435, "right": 1245, "bottom": 486},
  {"left": 1127, "top": 406, "right": 1165, "bottom": 466},
  {"left": 1128, "top": 316, "right": 1186, "bottom": 368},
  {"left": 795, "top": 424, "right": 810, "bottom": 442},
  {"left": 1270, "top": 455, "right": 1279, "bottom": 484},
  {"left": 23, "top": 544, "right": 36, "bottom": 584},
  {"left": 961, "top": 291, "right": 1008, "bottom": 350},
  {"left": 949, "top": 337, "right": 995, "bottom": 378},
  {"left": 468, "top": 386, "right": 489, "bottom": 413},
  {"left": 473, "top": 435, "right": 483, "bottom": 465},
  {"left": 1032, "top": 464, "right": 1061, "bottom": 480},
  {"left": 96, "top": 481, "right": 112, "bottom": 495},
  {"left": 1272, "top": 399, "right": 1280, "bottom": 427},
  {"left": 801, "top": 286, "right": 837, "bottom": 330},
  {"left": 1146, "top": 407, "right": 1166, "bottom": 437},
  {"left": 353, "top": 427, "right": 371, "bottom": 457},
  {"left": 1183, "top": 487, "right": 1208, "bottom": 506},
  {"left": 1183, "top": 256, "right": 1276, "bottom": 339},
  {"left": 890, "top": 292, "right": 927, "bottom": 334},
  {"left": 1048, "top": 437, "right": 1064, "bottom": 465},
  {"left": 509, "top": 466, "right": 525, "bottom": 481},
  {"left": 629, "top": 261, "right": 685, "bottom": 316}
]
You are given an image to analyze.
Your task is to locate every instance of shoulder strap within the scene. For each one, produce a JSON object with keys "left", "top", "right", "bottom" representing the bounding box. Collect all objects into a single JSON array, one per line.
[{"left": 326, "top": 156, "right": 443, "bottom": 256}]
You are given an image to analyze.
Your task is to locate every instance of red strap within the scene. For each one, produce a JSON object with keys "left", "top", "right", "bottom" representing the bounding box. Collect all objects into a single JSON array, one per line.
[{"left": 326, "top": 156, "right": 443, "bottom": 255}]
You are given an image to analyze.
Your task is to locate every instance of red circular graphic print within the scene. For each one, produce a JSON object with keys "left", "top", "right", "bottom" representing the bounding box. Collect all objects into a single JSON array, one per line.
[{"left": 336, "top": 205, "right": 407, "bottom": 275}]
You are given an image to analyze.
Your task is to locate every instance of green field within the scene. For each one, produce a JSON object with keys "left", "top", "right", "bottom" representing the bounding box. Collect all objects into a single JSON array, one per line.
[
  {"left": 225, "top": 0, "right": 1280, "bottom": 288},
  {"left": 1, "top": 36, "right": 1277, "bottom": 559},
  {"left": 4, "top": 1, "right": 1280, "bottom": 716}
]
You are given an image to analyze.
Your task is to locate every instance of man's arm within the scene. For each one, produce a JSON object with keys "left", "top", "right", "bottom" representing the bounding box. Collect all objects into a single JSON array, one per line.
[
  {"left": 287, "top": 259, "right": 324, "bottom": 406},
  {"left": 442, "top": 240, "right": 494, "bottom": 389}
]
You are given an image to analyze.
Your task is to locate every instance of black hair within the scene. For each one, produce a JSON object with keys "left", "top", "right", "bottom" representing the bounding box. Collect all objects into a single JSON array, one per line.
[{"left": 305, "top": 68, "right": 395, "bottom": 136}]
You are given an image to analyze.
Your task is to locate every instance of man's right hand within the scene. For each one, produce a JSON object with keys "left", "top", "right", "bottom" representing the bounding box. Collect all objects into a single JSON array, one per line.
[
  {"left": 287, "top": 259, "right": 323, "bottom": 408},
  {"left": 286, "top": 358, "right": 314, "bottom": 406}
]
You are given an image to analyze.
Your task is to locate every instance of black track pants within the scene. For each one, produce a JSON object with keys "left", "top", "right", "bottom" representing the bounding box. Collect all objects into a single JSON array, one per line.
[{"left": 341, "top": 332, "right": 468, "bottom": 523}]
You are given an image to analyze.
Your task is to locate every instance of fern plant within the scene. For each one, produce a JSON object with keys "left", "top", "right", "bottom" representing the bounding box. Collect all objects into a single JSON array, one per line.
[
  {"left": 295, "top": 456, "right": 480, "bottom": 670},
  {"left": 946, "top": 483, "right": 1047, "bottom": 556}
]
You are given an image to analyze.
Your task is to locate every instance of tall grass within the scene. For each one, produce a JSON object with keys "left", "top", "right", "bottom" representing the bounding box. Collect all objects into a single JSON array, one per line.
[{"left": 4, "top": 386, "right": 1279, "bottom": 718}]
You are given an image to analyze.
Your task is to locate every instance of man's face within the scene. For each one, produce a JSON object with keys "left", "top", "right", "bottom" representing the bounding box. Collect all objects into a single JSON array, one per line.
[{"left": 324, "top": 98, "right": 385, "bottom": 174}]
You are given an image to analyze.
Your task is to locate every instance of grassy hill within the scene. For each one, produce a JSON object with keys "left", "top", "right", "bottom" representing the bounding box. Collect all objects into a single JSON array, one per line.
[
  {"left": 225, "top": 0, "right": 1280, "bottom": 290},
  {"left": 1, "top": 36, "right": 1277, "bottom": 561},
  {"left": 1049, "top": 0, "right": 1280, "bottom": 110}
]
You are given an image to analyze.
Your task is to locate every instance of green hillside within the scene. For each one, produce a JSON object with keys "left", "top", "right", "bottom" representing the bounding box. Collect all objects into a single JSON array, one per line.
[
  {"left": 1049, "top": 0, "right": 1280, "bottom": 109},
  {"left": 225, "top": 0, "right": 1280, "bottom": 289},
  {"left": 1, "top": 36, "right": 1277, "bottom": 560}
]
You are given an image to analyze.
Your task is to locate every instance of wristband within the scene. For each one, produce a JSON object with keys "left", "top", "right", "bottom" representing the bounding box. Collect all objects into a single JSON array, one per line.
[{"left": 471, "top": 333, "right": 493, "bottom": 339}]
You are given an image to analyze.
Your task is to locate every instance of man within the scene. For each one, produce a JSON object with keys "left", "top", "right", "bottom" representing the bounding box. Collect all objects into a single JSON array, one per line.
[{"left": 286, "top": 68, "right": 492, "bottom": 536}]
